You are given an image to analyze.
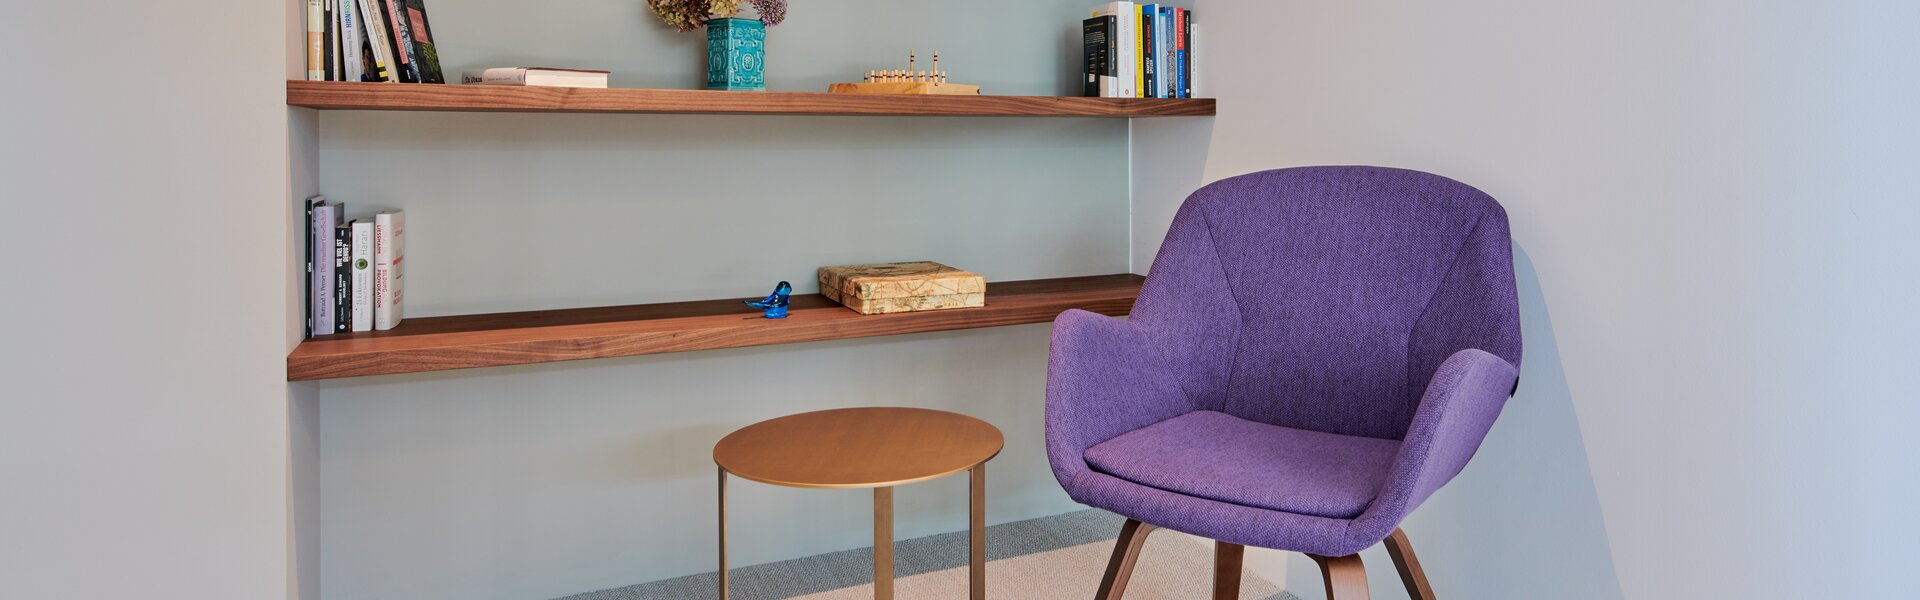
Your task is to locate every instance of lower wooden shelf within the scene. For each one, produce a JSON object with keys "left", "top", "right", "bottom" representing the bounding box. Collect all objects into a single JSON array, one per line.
[{"left": 288, "top": 274, "right": 1142, "bottom": 381}]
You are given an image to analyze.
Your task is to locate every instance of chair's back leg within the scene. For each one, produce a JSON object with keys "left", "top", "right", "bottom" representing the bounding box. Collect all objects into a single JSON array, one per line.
[
  {"left": 1213, "top": 541, "right": 1244, "bottom": 600},
  {"left": 1308, "top": 553, "right": 1370, "bottom": 600},
  {"left": 1095, "top": 519, "right": 1158, "bottom": 600},
  {"left": 1383, "top": 528, "right": 1436, "bottom": 600}
]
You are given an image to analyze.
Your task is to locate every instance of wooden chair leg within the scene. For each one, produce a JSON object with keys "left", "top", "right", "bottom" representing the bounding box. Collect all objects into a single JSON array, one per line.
[
  {"left": 1095, "top": 519, "right": 1157, "bottom": 600},
  {"left": 1308, "top": 553, "right": 1370, "bottom": 600},
  {"left": 1383, "top": 528, "right": 1436, "bottom": 600},
  {"left": 1213, "top": 541, "right": 1244, "bottom": 600}
]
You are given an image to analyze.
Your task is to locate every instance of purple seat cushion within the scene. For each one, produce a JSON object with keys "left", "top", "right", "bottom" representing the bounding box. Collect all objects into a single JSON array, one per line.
[{"left": 1083, "top": 411, "right": 1401, "bottom": 519}]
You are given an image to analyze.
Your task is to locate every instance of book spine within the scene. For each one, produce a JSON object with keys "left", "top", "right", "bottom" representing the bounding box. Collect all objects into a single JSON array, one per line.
[
  {"left": 1097, "top": 2, "right": 1135, "bottom": 98},
  {"left": 486, "top": 68, "right": 531, "bottom": 85},
  {"left": 1141, "top": 6, "right": 1156, "bottom": 99},
  {"left": 322, "top": 0, "right": 336, "bottom": 80},
  {"left": 356, "top": 0, "right": 394, "bottom": 82},
  {"left": 1175, "top": 8, "right": 1188, "bottom": 98},
  {"left": 402, "top": 0, "right": 444, "bottom": 83},
  {"left": 1190, "top": 22, "right": 1201, "bottom": 98},
  {"left": 303, "top": 197, "right": 317, "bottom": 338},
  {"left": 340, "top": 0, "right": 363, "bottom": 81},
  {"left": 333, "top": 225, "right": 353, "bottom": 334},
  {"left": 373, "top": 211, "right": 404, "bottom": 330},
  {"left": 312, "top": 204, "right": 337, "bottom": 334},
  {"left": 380, "top": 0, "right": 419, "bottom": 83},
  {"left": 351, "top": 221, "right": 374, "bottom": 332},
  {"left": 307, "top": 0, "right": 324, "bottom": 80},
  {"left": 1161, "top": 7, "right": 1175, "bottom": 99},
  {"left": 1082, "top": 18, "right": 1107, "bottom": 97},
  {"left": 1133, "top": 6, "right": 1145, "bottom": 98}
]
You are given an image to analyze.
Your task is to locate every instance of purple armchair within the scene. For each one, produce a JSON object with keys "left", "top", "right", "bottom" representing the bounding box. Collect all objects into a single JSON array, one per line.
[{"left": 1046, "top": 167, "right": 1521, "bottom": 600}]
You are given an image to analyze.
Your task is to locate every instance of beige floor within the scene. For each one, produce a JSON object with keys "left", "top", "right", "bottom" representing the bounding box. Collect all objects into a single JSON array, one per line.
[{"left": 791, "top": 534, "right": 1287, "bottom": 600}]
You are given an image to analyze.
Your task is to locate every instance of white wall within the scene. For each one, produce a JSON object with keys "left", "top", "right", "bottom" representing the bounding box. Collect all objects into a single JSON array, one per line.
[
  {"left": 0, "top": 2, "right": 293, "bottom": 599},
  {"left": 1134, "top": 1, "right": 1920, "bottom": 598},
  {"left": 309, "top": 1, "right": 1127, "bottom": 598}
]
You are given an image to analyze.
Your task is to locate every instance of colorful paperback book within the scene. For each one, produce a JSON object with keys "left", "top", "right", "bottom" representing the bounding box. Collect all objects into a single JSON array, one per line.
[
  {"left": 378, "top": 0, "right": 418, "bottom": 82},
  {"left": 333, "top": 225, "right": 353, "bottom": 334},
  {"left": 1141, "top": 5, "right": 1157, "bottom": 99},
  {"left": 356, "top": 0, "right": 395, "bottom": 81},
  {"left": 350, "top": 221, "right": 374, "bottom": 332},
  {"left": 309, "top": 199, "right": 340, "bottom": 337},
  {"left": 1167, "top": 8, "right": 1182, "bottom": 98},
  {"left": 1161, "top": 6, "right": 1175, "bottom": 99},
  {"left": 373, "top": 211, "right": 405, "bottom": 330},
  {"left": 399, "top": 0, "right": 444, "bottom": 83}
]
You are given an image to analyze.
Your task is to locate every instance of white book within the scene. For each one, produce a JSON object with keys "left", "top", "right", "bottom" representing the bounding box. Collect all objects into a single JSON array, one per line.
[
  {"left": 311, "top": 202, "right": 339, "bottom": 336},
  {"left": 350, "top": 220, "right": 374, "bottom": 332},
  {"left": 373, "top": 211, "right": 405, "bottom": 330},
  {"left": 339, "top": 0, "right": 364, "bottom": 82},
  {"left": 460, "top": 68, "right": 611, "bottom": 89},
  {"left": 1092, "top": 3, "right": 1136, "bottom": 98}
]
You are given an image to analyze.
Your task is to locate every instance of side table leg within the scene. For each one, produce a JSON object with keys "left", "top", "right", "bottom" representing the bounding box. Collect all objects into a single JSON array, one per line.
[
  {"left": 874, "top": 486, "right": 894, "bottom": 600},
  {"left": 969, "top": 463, "right": 986, "bottom": 600},
  {"left": 717, "top": 467, "right": 728, "bottom": 600}
]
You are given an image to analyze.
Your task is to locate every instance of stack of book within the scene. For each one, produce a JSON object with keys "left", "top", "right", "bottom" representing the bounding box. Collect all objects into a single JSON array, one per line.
[
  {"left": 305, "top": 197, "right": 405, "bottom": 338},
  {"left": 305, "top": 0, "right": 445, "bottom": 83},
  {"left": 1083, "top": 3, "right": 1197, "bottom": 99}
]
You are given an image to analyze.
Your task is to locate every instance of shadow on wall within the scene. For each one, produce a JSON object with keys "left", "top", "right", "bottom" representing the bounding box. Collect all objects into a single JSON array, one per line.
[{"left": 1286, "top": 244, "right": 1625, "bottom": 599}]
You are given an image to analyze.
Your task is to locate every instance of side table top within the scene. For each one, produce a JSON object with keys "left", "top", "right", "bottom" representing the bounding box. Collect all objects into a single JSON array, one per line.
[{"left": 713, "top": 407, "right": 1004, "bottom": 489}]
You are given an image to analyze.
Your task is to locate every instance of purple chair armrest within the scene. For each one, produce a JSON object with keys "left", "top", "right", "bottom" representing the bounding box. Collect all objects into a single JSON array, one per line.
[
  {"left": 1045, "top": 309, "right": 1197, "bottom": 490},
  {"left": 1353, "top": 348, "right": 1519, "bottom": 539}
]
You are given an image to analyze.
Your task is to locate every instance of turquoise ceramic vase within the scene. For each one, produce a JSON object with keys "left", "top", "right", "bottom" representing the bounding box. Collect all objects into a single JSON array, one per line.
[{"left": 706, "top": 18, "right": 766, "bottom": 91}]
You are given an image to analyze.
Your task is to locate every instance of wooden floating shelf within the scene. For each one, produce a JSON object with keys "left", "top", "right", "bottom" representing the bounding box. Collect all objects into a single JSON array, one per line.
[
  {"left": 288, "top": 274, "right": 1143, "bottom": 381},
  {"left": 286, "top": 81, "right": 1215, "bottom": 117}
]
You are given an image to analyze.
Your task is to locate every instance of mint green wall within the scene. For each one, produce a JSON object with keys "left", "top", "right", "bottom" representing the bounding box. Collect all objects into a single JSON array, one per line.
[
  {"left": 1132, "top": 1, "right": 1920, "bottom": 598},
  {"left": 312, "top": 2, "right": 1127, "bottom": 598}
]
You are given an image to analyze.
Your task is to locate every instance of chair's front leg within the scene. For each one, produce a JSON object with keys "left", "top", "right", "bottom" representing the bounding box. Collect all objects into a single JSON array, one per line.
[
  {"left": 1308, "top": 553, "right": 1369, "bottom": 600},
  {"left": 1383, "top": 528, "right": 1436, "bottom": 600},
  {"left": 1095, "top": 519, "right": 1157, "bottom": 600},
  {"left": 1213, "top": 541, "right": 1244, "bottom": 600}
]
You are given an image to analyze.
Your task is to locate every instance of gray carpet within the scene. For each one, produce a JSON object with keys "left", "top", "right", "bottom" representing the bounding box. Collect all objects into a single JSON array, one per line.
[{"left": 558, "top": 509, "right": 1304, "bottom": 600}]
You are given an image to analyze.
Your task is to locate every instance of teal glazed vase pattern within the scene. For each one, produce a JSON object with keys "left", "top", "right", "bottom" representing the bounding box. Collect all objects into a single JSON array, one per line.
[{"left": 706, "top": 18, "right": 766, "bottom": 91}]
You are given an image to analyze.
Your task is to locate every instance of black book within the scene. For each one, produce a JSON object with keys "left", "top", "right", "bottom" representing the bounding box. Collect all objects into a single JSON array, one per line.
[
  {"left": 400, "top": 0, "right": 445, "bottom": 83},
  {"left": 1082, "top": 17, "right": 1112, "bottom": 97},
  {"left": 302, "top": 197, "right": 318, "bottom": 338},
  {"left": 373, "top": 0, "right": 417, "bottom": 82},
  {"left": 334, "top": 224, "right": 354, "bottom": 334},
  {"left": 322, "top": 0, "right": 336, "bottom": 81}
]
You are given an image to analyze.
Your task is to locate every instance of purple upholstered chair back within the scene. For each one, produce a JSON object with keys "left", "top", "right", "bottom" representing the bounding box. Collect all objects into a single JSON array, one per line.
[{"left": 1129, "top": 167, "right": 1521, "bottom": 440}]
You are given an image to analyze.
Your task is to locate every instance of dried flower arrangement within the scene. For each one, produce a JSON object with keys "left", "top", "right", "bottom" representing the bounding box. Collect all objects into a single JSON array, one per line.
[{"left": 647, "top": 0, "right": 787, "bottom": 31}]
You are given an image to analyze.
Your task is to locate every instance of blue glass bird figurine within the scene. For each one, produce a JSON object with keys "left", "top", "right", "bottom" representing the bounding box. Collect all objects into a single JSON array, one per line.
[{"left": 745, "top": 281, "right": 793, "bottom": 319}]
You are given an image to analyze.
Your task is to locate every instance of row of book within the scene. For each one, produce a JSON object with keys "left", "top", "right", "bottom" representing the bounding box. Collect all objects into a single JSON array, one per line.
[
  {"left": 305, "top": 0, "right": 445, "bottom": 83},
  {"left": 1082, "top": 3, "right": 1197, "bottom": 99},
  {"left": 305, "top": 197, "right": 405, "bottom": 338}
]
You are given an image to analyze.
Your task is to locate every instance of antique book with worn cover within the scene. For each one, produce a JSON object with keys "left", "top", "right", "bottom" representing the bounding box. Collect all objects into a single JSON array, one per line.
[{"left": 818, "top": 261, "right": 986, "bottom": 315}]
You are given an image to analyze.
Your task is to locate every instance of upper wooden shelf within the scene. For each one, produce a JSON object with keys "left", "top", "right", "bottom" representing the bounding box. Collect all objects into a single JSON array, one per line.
[
  {"left": 288, "top": 274, "right": 1142, "bottom": 381},
  {"left": 286, "top": 81, "right": 1215, "bottom": 117}
]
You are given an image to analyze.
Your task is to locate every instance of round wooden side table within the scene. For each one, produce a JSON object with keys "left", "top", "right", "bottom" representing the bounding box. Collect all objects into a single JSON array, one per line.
[{"left": 713, "top": 407, "right": 1004, "bottom": 600}]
